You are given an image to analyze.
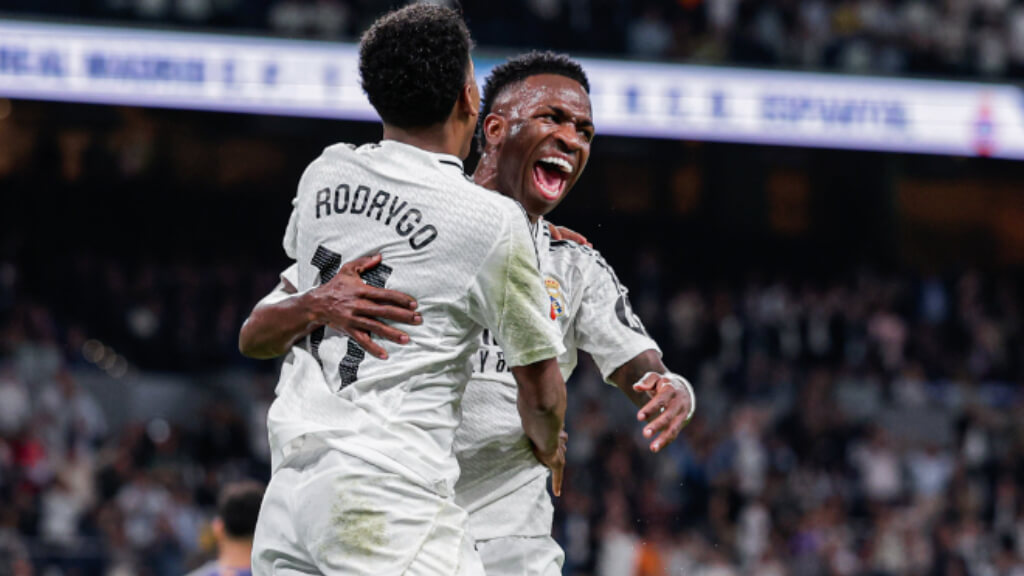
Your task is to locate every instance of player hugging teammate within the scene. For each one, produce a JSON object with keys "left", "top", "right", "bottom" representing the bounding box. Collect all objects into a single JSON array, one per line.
[{"left": 241, "top": 4, "right": 695, "bottom": 576}]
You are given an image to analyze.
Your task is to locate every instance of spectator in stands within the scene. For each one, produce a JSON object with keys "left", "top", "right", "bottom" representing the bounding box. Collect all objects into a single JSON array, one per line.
[
  {"left": 186, "top": 481, "right": 264, "bottom": 576},
  {"left": 7, "top": 0, "right": 1024, "bottom": 79},
  {"left": 0, "top": 506, "right": 31, "bottom": 576},
  {"left": 0, "top": 363, "right": 29, "bottom": 438}
]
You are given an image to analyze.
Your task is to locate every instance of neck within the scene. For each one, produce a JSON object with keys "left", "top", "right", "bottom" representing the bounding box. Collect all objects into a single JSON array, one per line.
[
  {"left": 473, "top": 151, "right": 540, "bottom": 223},
  {"left": 218, "top": 539, "right": 252, "bottom": 571},
  {"left": 383, "top": 123, "right": 463, "bottom": 159}
]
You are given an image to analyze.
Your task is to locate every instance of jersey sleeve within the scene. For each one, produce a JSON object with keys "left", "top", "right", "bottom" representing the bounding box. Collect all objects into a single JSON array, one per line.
[
  {"left": 574, "top": 249, "right": 661, "bottom": 382},
  {"left": 465, "top": 207, "right": 565, "bottom": 367},
  {"left": 254, "top": 264, "right": 299, "bottom": 308},
  {"left": 280, "top": 263, "right": 298, "bottom": 287}
]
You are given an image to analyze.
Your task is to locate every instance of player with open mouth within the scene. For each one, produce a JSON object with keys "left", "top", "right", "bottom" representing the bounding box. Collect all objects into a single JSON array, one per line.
[
  {"left": 240, "top": 51, "right": 695, "bottom": 576},
  {"left": 533, "top": 155, "right": 574, "bottom": 200}
]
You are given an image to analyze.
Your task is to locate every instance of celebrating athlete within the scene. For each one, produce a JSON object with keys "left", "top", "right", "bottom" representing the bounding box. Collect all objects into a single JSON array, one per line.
[
  {"left": 249, "top": 8, "right": 568, "bottom": 575},
  {"left": 241, "top": 52, "right": 695, "bottom": 575}
]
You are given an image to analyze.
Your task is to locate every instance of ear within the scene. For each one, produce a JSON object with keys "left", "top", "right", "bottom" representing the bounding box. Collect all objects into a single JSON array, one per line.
[
  {"left": 211, "top": 517, "right": 225, "bottom": 543},
  {"left": 483, "top": 113, "right": 506, "bottom": 149},
  {"left": 458, "top": 82, "right": 479, "bottom": 122}
]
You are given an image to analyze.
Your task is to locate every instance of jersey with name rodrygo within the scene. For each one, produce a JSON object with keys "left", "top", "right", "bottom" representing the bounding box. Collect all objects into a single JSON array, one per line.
[
  {"left": 269, "top": 140, "right": 565, "bottom": 498},
  {"left": 453, "top": 219, "right": 660, "bottom": 540}
]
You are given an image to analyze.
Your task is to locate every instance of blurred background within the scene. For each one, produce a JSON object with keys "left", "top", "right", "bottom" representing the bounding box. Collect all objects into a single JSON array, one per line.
[{"left": 2, "top": 1, "right": 1024, "bottom": 575}]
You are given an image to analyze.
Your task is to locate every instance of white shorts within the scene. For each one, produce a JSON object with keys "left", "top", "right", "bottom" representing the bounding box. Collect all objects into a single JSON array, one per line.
[
  {"left": 252, "top": 442, "right": 485, "bottom": 576},
  {"left": 475, "top": 535, "right": 564, "bottom": 576}
]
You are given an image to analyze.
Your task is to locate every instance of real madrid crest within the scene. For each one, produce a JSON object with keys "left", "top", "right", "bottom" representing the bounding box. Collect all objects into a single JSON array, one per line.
[{"left": 545, "top": 277, "right": 564, "bottom": 320}]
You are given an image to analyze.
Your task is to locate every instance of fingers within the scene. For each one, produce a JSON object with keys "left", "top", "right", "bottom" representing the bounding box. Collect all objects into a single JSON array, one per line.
[
  {"left": 548, "top": 222, "right": 563, "bottom": 241},
  {"left": 535, "top": 430, "right": 568, "bottom": 497},
  {"left": 637, "top": 381, "right": 692, "bottom": 453},
  {"left": 350, "top": 317, "right": 411, "bottom": 346},
  {"left": 550, "top": 460, "right": 564, "bottom": 497},
  {"left": 337, "top": 255, "right": 418, "bottom": 310},
  {"left": 632, "top": 373, "right": 661, "bottom": 397},
  {"left": 359, "top": 300, "right": 422, "bottom": 326},
  {"left": 642, "top": 408, "right": 678, "bottom": 453},
  {"left": 343, "top": 253, "right": 383, "bottom": 275},
  {"left": 328, "top": 318, "right": 410, "bottom": 359},
  {"left": 555, "top": 226, "right": 592, "bottom": 248},
  {"left": 648, "top": 416, "right": 687, "bottom": 453},
  {"left": 346, "top": 330, "right": 388, "bottom": 360},
  {"left": 634, "top": 389, "right": 667, "bottom": 422},
  {"left": 360, "top": 285, "right": 418, "bottom": 311}
]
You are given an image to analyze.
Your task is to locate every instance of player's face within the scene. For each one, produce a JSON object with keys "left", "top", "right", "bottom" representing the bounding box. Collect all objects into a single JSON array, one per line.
[{"left": 492, "top": 74, "right": 593, "bottom": 217}]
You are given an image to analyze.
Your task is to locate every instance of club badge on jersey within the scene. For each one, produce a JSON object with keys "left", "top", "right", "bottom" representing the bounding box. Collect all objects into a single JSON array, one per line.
[{"left": 546, "top": 277, "right": 564, "bottom": 320}]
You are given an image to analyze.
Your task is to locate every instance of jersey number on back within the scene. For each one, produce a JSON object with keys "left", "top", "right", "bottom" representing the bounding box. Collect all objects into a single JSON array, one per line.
[{"left": 308, "top": 245, "right": 393, "bottom": 391}]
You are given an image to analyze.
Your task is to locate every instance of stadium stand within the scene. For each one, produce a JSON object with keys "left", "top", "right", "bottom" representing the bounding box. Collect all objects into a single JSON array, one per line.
[{"left": 3, "top": 0, "right": 1024, "bottom": 78}]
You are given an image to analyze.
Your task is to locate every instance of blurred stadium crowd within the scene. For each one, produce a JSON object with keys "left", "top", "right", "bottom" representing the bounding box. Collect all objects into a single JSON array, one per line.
[
  {"left": 3, "top": 241, "right": 1024, "bottom": 574},
  {"left": 4, "top": 0, "right": 1024, "bottom": 78}
]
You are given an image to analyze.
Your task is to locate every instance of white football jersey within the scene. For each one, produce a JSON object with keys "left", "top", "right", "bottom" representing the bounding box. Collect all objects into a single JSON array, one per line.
[
  {"left": 268, "top": 140, "right": 565, "bottom": 497},
  {"left": 454, "top": 219, "right": 660, "bottom": 539}
]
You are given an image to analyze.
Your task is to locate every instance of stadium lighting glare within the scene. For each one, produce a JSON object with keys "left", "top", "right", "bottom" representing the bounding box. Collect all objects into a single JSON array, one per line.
[
  {"left": 82, "top": 339, "right": 105, "bottom": 363},
  {"left": 99, "top": 350, "right": 118, "bottom": 370},
  {"left": 108, "top": 356, "right": 128, "bottom": 379}
]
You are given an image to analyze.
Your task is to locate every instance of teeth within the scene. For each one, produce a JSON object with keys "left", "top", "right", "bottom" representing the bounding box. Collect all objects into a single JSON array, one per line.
[{"left": 539, "top": 157, "right": 573, "bottom": 174}]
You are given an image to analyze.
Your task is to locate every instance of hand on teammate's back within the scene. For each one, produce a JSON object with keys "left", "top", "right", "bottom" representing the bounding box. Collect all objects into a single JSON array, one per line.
[
  {"left": 309, "top": 253, "right": 422, "bottom": 359},
  {"left": 547, "top": 223, "right": 592, "bottom": 248},
  {"left": 531, "top": 430, "right": 568, "bottom": 497}
]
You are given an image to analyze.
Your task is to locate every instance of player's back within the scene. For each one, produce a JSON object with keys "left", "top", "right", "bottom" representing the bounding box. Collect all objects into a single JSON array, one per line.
[{"left": 270, "top": 139, "right": 559, "bottom": 497}]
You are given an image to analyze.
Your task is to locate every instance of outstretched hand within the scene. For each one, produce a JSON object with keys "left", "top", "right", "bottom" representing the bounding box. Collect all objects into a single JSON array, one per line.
[
  {"left": 309, "top": 253, "right": 421, "bottom": 359},
  {"left": 633, "top": 373, "right": 695, "bottom": 453}
]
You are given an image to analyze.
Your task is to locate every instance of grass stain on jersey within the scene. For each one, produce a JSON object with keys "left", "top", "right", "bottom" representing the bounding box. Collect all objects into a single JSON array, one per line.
[
  {"left": 317, "top": 494, "right": 388, "bottom": 564},
  {"left": 495, "top": 225, "right": 559, "bottom": 365}
]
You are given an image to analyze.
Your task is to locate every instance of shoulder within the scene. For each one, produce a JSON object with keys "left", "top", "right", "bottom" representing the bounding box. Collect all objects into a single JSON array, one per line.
[
  {"left": 315, "top": 141, "right": 361, "bottom": 164},
  {"left": 452, "top": 184, "right": 530, "bottom": 230},
  {"left": 549, "top": 238, "right": 609, "bottom": 271},
  {"left": 492, "top": 194, "right": 532, "bottom": 223},
  {"left": 298, "top": 141, "right": 360, "bottom": 177}
]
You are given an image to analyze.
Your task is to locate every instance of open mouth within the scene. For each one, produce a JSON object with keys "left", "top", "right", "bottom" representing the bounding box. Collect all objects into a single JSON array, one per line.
[{"left": 532, "top": 157, "right": 572, "bottom": 201}]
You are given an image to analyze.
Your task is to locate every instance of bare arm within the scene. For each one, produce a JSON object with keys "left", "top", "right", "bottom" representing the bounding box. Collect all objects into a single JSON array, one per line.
[
  {"left": 239, "top": 275, "right": 314, "bottom": 359},
  {"left": 609, "top": 349, "right": 695, "bottom": 453},
  {"left": 238, "top": 254, "right": 421, "bottom": 360},
  {"left": 511, "top": 357, "right": 568, "bottom": 496}
]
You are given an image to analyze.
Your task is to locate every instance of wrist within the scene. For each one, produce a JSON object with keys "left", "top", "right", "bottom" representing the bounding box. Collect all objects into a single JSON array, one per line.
[
  {"left": 296, "top": 287, "right": 327, "bottom": 328},
  {"left": 639, "top": 371, "right": 696, "bottom": 422},
  {"left": 663, "top": 372, "right": 696, "bottom": 422}
]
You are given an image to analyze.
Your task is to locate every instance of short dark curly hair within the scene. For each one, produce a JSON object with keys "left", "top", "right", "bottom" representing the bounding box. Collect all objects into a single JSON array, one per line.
[
  {"left": 217, "top": 481, "right": 264, "bottom": 539},
  {"left": 477, "top": 51, "right": 590, "bottom": 153},
  {"left": 359, "top": 3, "right": 473, "bottom": 128}
]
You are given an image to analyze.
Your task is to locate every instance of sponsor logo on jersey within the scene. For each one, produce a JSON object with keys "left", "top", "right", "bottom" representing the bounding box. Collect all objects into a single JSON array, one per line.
[{"left": 546, "top": 277, "right": 564, "bottom": 319}]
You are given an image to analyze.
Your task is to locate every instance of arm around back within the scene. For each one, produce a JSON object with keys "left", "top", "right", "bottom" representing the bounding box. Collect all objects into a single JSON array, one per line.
[
  {"left": 238, "top": 274, "right": 311, "bottom": 360},
  {"left": 238, "top": 255, "right": 421, "bottom": 361}
]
